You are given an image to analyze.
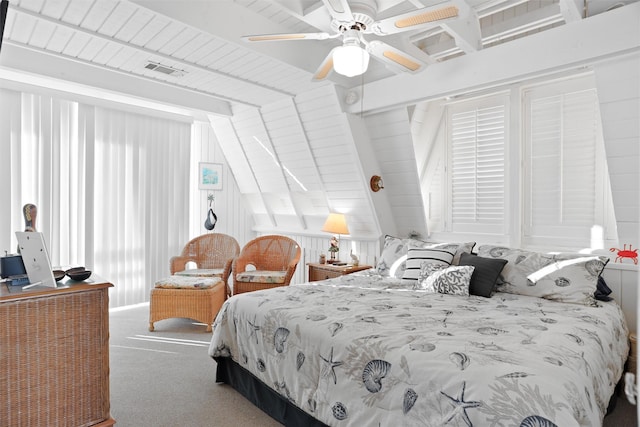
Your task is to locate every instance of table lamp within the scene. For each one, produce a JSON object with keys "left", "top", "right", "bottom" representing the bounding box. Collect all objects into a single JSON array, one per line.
[{"left": 322, "top": 213, "right": 349, "bottom": 264}]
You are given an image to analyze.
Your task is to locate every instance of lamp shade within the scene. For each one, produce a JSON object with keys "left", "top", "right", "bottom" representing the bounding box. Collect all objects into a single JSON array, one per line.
[
  {"left": 322, "top": 213, "right": 349, "bottom": 235},
  {"left": 333, "top": 44, "right": 370, "bottom": 77}
]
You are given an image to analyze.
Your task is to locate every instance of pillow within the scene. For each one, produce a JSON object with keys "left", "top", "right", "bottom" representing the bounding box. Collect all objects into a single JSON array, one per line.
[
  {"left": 376, "top": 235, "right": 430, "bottom": 278},
  {"left": 154, "top": 275, "right": 221, "bottom": 289},
  {"left": 458, "top": 252, "right": 508, "bottom": 297},
  {"left": 376, "top": 236, "right": 475, "bottom": 278},
  {"left": 425, "top": 241, "right": 476, "bottom": 265},
  {"left": 595, "top": 276, "right": 613, "bottom": 302},
  {"left": 421, "top": 265, "right": 475, "bottom": 296},
  {"left": 416, "top": 263, "right": 449, "bottom": 289},
  {"left": 476, "top": 245, "right": 608, "bottom": 306},
  {"left": 402, "top": 247, "right": 454, "bottom": 283}
]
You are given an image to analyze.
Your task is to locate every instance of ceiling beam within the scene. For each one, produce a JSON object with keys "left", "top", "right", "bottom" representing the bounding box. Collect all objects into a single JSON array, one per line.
[
  {"left": 0, "top": 42, "right": 233, "bottom": 116},
  {"left": 559, "top": 0, "right": 585, "bottom": 22},
  {"left": 255, "top": 108, "right": 307, "bottom": 230},
  {"left": 412, "top": 3, "right": 562, "bottom": 59},
  {"left": 481, "top": 3, "right": 564, "bottom": 45},
  {"left": 442, "top": 0, "right": 482, "bottom": 53},
  {"left": 348, "top": 2, "right": 640, "bottom": 115}
]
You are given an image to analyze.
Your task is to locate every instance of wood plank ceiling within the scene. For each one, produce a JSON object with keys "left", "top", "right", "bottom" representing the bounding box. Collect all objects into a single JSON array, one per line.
[
  {"left": 0, "top": 0, "right": 635, "bottom": 240},
  {"left": 2, "top": 0, "right": 631, "bottom": 111}
]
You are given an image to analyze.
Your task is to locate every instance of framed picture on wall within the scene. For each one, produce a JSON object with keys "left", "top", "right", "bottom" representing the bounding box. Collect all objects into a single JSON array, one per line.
[{"left": 198, "top": 162, "right": 223, "bottom": 190}]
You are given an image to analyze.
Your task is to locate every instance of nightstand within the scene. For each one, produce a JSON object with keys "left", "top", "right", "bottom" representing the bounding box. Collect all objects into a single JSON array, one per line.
[{"left": 307, "top": 263, "right": 372, "bottom": 282}]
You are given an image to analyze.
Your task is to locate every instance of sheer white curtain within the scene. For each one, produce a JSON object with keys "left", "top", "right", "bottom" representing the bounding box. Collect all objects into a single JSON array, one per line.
[
  {"left": 0, "top": 88, "right": 192, "bottom": 307},
  {"left": 0, "top": 90, "right": 84, "bottom": 259},
  {"left": 93, "top": 107, "right": 191, "bottom": 306}
]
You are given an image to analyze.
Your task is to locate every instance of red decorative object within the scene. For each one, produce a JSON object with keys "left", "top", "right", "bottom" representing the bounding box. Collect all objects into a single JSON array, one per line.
[{"left": 610, "top": 244, "right": 638, "bottom": 264}]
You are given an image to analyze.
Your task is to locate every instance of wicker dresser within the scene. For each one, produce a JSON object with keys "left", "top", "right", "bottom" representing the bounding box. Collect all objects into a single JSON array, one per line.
[{"left": 0, "top": 279, "right": 115, "bottom": 427}]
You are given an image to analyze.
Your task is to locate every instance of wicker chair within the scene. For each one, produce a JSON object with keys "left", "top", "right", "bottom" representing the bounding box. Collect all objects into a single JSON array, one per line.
[
  {"left": 170, "top": 233, "right": 240, "bottom": 297},
  {"left": 148, "top": 234, "right": 240, "bottom": 332},
  {"left": 232, "top": 235, "right": 301, "bottom": 295}
]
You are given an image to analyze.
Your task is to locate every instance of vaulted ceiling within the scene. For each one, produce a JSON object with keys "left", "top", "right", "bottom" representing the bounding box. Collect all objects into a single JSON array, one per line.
[
  {"left": 0, "top": 0, "right": 637, "bottom": 239},
  {"left": 1, "top": 0, "right": 634, "bottom": 115}
]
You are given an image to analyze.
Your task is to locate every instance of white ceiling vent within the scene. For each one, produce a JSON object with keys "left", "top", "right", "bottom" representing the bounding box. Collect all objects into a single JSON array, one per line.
[{"left": 144, "top": 61, "right": 186, "bottom": 77}]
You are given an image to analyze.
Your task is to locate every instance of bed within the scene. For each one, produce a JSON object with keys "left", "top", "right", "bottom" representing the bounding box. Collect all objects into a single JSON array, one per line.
[{"left": 208, "top": 240, "right": 630, "bottom": 427}]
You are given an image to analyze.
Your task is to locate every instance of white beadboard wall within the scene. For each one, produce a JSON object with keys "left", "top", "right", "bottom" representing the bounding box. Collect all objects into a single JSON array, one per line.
[
  {"left": 297, "top": 86, "right": 374, "bottom": 236},
  {"left": 601, "top": 264, "right": 638, "bottom": 333},
  {"left": 594, "top": 53, "right": 640, "bottom": 245},
  {"left": 593, "top": 54, "right": 640, "bottom": 334},
  {"left": 363, "top": 108, "right": 429, "bottom": 239},
  {"left": 189, "top": 121, "right": 255, "bottom": 245},
  {"left": 210, "top": 84, "right": 381, "bottom": 239}
]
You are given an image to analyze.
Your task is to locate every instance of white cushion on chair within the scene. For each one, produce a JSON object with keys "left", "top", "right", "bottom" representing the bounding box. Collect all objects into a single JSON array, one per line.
[
  {"left": 235, "top": 270, "right": 286, "bottom": 284},
  {"left": 155, "top": 275, "right": 222, "bottom": 289},
  {"left": 175, "top": 268, "right": 224, "bottom": 278}
]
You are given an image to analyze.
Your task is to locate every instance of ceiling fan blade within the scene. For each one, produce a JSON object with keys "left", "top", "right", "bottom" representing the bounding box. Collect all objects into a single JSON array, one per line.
[
  {"left": 321, "top": 0, "right": 353, "bottom": 23},
  {"left": 242, "top": 32, "right": 336, "bottom": 42},
  {"left": 312, "top": 48, "right": 336, "bottom": 81},
  {"left": 367, "top": 40, "right": 426, "bottom": 73},
  {"left": 372, "top": 3, "right": 459, "bottom": 35}
]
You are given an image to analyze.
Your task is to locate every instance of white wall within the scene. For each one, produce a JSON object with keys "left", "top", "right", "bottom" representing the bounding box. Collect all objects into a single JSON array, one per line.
[
  {"left": 189, "top": 122, "right": 254, "bottom": 246},
  {"left": 594, "top": 54, "right": 640, "bottom": 247},
  {"left": 593, "top": 54, "right": 640, "bottom": 333},
  {"left": 602, "top": 264, "right": 638, "bottom": 333}
]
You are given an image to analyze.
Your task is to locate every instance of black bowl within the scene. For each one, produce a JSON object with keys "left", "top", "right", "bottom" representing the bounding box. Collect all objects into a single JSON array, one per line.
[
  {"left": 52, "top": 270, "right": 66, "bottom": 281},
  {"left": 66, "top": 267, "right": 92, "bottom": 281}
]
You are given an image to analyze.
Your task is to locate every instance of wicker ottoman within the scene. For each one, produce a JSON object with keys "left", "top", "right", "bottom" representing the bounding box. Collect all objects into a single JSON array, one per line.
[{"left": 149, "top": 276, "right": 225, "bottom": 332}]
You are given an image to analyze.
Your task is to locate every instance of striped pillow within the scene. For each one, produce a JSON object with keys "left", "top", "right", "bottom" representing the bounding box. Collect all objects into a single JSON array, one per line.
[{"left": 402, "top": 247, "right": 455, "bottom": 283}]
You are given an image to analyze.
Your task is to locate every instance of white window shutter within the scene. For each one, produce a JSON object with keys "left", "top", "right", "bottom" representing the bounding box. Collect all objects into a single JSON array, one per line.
[
  {"left": 448, "top": 98, "right": 506, "bottom": 234},
  {"left": 524, "top": 80, "right": 604, "bottom": 247}
]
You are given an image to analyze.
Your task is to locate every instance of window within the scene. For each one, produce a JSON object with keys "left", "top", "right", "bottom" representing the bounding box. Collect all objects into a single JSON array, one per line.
[
  {"left": 523, "top": 76, "right": 615, "bottom": 249},
  {"left": 447, "top": 95, "right": 507, "bottom": 235},
  {"left": 419, "top": 73, "right": 616, "bottom": 251}
]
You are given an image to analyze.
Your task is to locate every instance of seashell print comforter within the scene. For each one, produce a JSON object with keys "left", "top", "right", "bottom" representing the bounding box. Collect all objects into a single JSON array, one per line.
[{"left": 209, "top": 270, "right": 629, "bottom": 427}]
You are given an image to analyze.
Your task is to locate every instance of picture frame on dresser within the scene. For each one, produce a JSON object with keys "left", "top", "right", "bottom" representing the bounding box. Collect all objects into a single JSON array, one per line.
[{"left": 15, "top": 231, "right": 56, "bottom": 288}]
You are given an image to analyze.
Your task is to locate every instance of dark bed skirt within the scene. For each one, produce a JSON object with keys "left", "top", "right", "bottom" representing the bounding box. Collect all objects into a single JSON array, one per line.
[{"left": 214, "top": 357, "right": 329, "bottom": 427}]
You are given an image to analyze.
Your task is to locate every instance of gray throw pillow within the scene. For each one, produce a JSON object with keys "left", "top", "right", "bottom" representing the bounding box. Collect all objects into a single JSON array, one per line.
[{"left": 458, "top": 252, "right": 508, "bottom": 297}]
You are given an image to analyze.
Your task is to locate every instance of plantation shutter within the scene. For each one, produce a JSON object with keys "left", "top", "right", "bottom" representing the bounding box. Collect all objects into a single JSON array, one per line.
[
  {"left": 448, "top": 96, "right": 506, "bottom": 234},
  {"left": 523, "top": 79, "right": 602, "bottom": 246}
]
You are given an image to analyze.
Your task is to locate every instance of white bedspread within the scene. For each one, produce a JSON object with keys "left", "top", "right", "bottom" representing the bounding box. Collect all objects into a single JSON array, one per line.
[{"left": 209, "top": 270, "right": 629, "bottom": 427}]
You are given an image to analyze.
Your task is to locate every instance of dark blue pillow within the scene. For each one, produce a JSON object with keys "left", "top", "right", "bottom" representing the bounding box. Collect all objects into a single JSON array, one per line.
[{"left": 595, "top": 276, "right": 613, "bottom": 302}]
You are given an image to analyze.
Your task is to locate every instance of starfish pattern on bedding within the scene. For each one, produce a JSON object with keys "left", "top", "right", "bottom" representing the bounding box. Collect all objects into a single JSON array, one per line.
[
  {"left": 320, "top": 347, "right": 343, "bottom": 385},
  {"left": 248, "top": 315, "right": 261, "bottom": 344},
  {"left": 440, "top": 381, "right": 481, "bottom": 427}
]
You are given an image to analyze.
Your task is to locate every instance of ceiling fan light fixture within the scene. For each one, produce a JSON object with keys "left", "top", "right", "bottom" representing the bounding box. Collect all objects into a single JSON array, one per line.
[{"left": 333, "top": 43, "right": 370, "bottom": 77}]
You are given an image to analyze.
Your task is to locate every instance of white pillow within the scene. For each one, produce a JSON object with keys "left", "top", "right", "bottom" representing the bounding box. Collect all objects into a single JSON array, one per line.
[
  {"left": 477, "top": 245, "right": 608, "bottom": 306},
  {"left": 426, "top": 241, "right": 476, "bottom": 265},
  {"left": 376, "top": 236, "right": 476, "bottom": 279},
  {"left": 402, "top": 247, "right": 454, "bottom": 283},
  {"left": 376, "top": 235, "right": 430, "bottom": 278}
]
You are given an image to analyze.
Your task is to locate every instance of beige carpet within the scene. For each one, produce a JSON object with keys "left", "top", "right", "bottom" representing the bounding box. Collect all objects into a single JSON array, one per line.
[
  {"left": 109, "top": 303, "right": 282, "bottom": 427},
  {"left": 109, "top": 303, "right": 637, "bottom": 427}
]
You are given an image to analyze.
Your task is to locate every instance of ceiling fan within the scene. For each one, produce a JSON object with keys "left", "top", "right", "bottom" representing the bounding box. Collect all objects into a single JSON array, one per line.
[{"left": 242, "top": 0, "right": 460, "bottom": 81}]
